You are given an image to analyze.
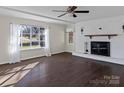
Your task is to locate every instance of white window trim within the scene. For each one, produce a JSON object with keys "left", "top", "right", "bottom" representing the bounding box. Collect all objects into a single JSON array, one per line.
[
  {"left": 21, "top": 47, "right": 45, "bottom": 51},
  {"left": 20, "top": 25, "right": 45, "bottom": 51}
]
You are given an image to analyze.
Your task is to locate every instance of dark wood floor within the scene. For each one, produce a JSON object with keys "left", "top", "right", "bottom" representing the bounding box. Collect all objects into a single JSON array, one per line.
[{"left": 0, "top": 52, "right": 124, "bottom": 87}]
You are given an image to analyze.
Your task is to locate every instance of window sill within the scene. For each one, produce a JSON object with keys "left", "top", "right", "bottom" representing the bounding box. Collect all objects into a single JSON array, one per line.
[{"left": 20, "top": 47, "right": 45, "bottom": 51}]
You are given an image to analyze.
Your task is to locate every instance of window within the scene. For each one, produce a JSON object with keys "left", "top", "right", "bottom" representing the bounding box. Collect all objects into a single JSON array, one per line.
[{"left": 19, "top": 25, "right": 45, "bottom": 50}]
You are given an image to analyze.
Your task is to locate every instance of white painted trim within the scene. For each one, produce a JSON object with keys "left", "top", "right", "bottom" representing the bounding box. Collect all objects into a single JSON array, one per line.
[
  {"left": 0, "top": 52, "right": 66, "bottom": 65},
  {"left": 0, "top": 61, "right": 10, "bottom": 65},
  {"left": 20, "top": 54, "right": 45, "bottom": 61},
  {"left": 51, "top": 51, "right": 65, "bottom": 55},
  {"left": 0, "top": 6, "right": 74, "bottom": 24},
  {"left": 21, "top": 47, "right": 45, "bottom": 51},
  {"left": 65, "top": 51, "right": 72, "bottom": 53},
  {"left": 73, "top": 52, "right": 124, "bottom": 65},
  {"left": 21, "top": 51, "right": 65, "bottom": 60}
]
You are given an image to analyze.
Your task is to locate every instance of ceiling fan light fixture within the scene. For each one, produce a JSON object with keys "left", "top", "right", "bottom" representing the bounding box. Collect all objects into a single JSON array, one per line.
[
  {"left": 73, "top": 14, "right": 77, "bottom": 17},
  {"left": 53, "top": 6, "right": 89, "bottom": 18}
]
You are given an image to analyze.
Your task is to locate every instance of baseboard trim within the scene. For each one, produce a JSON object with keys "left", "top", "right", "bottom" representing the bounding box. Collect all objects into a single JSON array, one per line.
[
  {"left": 21, "top": 54, "right": 45, "bottom": 61},
  {"left": 0, "top": 61, "right": 10, "bottom": 65},
  {"left": 21, "top": 51, "right": 65, "bottom": 61},
  {"left": 73, "top": 52, "right": 124, "bottom": 65},
  {"left": 0, "top": 51, "right": 67, "bottom": 65},
  {"left": 51, "top": 51, "right": 65, "bottom": 55},
  {"left": 65, "top": 51, "right": 73, "bottom": 53}
]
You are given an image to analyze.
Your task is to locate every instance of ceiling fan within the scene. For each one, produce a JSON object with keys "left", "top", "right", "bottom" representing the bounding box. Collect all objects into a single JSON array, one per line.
[{"left": 52, "top": 6, "right": 89, "bottom": 18}]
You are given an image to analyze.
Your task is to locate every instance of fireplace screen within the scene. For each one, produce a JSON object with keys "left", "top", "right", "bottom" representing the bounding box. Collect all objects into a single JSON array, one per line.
[{"left": 91, "top": 41, "right": 110, "bottom": 56}]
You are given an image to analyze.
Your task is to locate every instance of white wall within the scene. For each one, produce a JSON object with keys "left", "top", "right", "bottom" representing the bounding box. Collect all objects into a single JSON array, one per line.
[
  {"left": 74, "top": 15, "right": 124, "bottom": 64},
  {"left": 49, "top": 23, "right": 65, "bottom": 54},
  {"left": 20, "top": 48, "right": 45, "bottom": 60},
  {"left": 0, "top": 15, "right": 66, "bottom": 64}
]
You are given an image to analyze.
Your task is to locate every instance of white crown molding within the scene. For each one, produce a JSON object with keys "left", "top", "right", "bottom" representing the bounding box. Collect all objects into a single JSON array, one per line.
[{"left": 0, "top": 6, "right": 75, "bottom": 25}]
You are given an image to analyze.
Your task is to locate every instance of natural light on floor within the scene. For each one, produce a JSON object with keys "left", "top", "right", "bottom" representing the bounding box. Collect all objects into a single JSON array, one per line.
[{"left": 0, "top": 62, "right": 39, "bottom": 87}]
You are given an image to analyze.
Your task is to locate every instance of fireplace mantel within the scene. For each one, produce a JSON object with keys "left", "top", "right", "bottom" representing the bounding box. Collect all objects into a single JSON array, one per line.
[{"left": 85, "top": 34, "right": 118, "bottom": 39}]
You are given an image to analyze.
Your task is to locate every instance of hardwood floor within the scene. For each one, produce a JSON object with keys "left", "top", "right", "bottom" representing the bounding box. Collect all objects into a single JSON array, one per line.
[{"left": 0, "top": 52, "right": 124, "bottom": 87}]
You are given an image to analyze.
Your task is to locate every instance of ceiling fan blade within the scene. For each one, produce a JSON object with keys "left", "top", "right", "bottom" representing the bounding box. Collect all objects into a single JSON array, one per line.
[
  {"left": 73, "top": 14, "right": 77, "bottom": 18},
  {"left": 58, "top": 13, "right": 68, "bottom": 17},
  {"left": 52, "top": 10, "right": 67, "bottom": 12},
  {"left": 74, "top": 10, "right": 89, "bottom": 13},
  {"left": 70, "top": 6, "right": 77, "bottom": 11}
]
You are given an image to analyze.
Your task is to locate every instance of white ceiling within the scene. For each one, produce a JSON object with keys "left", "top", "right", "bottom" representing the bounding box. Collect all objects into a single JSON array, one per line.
[{"left": 2, "top": 6, "right": 124, "bottom": 24}]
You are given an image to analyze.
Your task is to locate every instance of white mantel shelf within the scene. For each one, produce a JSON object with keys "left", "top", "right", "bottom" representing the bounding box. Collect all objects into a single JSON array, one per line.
[
  {"left": 72, "top": 52, "right": 124, "bottom": 65},
  {"left": 85, "top": 34, "right": 118, "bottom": 39}
]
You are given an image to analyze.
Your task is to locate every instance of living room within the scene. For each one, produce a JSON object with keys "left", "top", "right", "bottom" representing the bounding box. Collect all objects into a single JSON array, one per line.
[{"left": 0, "top": 1, "right": 124, "bottom": 92}]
